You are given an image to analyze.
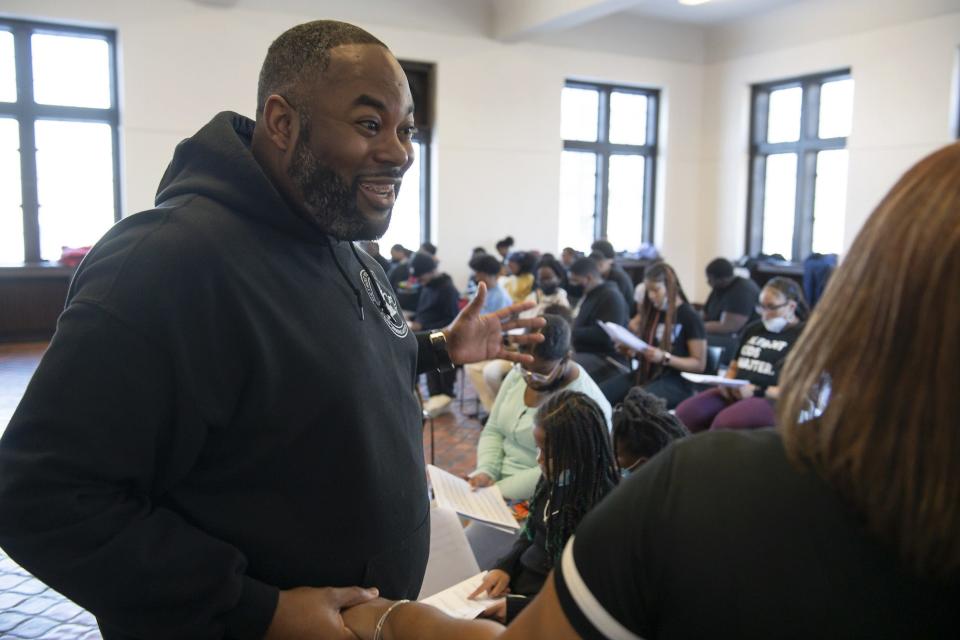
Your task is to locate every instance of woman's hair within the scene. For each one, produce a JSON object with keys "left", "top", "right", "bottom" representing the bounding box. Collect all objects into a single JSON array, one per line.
[
  {"left": 779, "top": 142, "right": 960, "bottom": 581},
  {"left": 530, "top": 391, "right": 619, "bottom": 562},
  {"left": 468, "top": 254, "right": 502, "bottom": 276},
  {"left": 536, "top": 255, "right": 567, "bottom": 283},
  {"left": 542, "top": 303, "right": 573, "bottom": 326},
  {"left": 495, "top": 236, "right": 515, "bottom": 250},
  {"left": 636, "top": 263, "right": 688, "bottom": 373},
  {"left": 612, "top": 387, "right": 689, "bottom": 463},
  {"left": 507, "top": 251, "right": 537, "bottom": 275},
  {"left": 764, "top": 276, "right": 810, "bottom": 321},
  {"left": 530, "top": 314, "right": 571, "bottom": 362}
]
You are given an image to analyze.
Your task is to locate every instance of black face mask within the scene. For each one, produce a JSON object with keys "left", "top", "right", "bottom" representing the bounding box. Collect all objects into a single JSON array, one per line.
[{"left": 540, "top": 282, "right": 559, "bottom": 295}]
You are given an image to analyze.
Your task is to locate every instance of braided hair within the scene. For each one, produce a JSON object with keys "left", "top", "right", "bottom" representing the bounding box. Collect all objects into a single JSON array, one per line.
[
  {"left": 527, "top": 391, "right": 619, "bottom": 564},
  {"left": 612, "top": 387, "right": 689, "bottom": 470}
]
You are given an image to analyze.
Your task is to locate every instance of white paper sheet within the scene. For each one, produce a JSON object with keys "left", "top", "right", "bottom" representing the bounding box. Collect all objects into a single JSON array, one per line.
[
  {"left": 597, "top": 321, "right": 650, "bottom": 352},
  {"left": 419, "top": 571, "right": 502, "bottom": 619},
  {"left": 681, "top": 372, "right": 751, "bottom": 387},
  {"left": 418, "top": 507, "right": 481, "bottom": 600},
  {"left": 427, "top": 465, "right": 520, "bottom": 531}
]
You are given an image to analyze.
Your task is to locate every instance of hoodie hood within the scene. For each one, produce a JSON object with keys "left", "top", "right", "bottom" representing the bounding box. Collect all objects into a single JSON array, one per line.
[{"left": 156, "top": 111, "right": 323, "bottom": 241}]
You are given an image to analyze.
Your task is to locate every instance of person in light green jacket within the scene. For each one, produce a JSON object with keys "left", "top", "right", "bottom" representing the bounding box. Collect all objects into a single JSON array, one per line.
[{"left": 468, "top": 313, "right": 612, "bottom": 501}]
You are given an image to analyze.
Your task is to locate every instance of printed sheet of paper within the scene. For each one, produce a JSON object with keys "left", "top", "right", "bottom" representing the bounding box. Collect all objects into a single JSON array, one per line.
[
  {"left": 597, "top": 321, "right": 650, "bottom": 352},
  {"left": 427, "top": 465, "right": 519, "bottom": 531},
  {"left": 681, "top": 372, "right": 750, "bottom": 387},
  {"left": 420, "top": 572, "right": 501, "bottom": 619}
]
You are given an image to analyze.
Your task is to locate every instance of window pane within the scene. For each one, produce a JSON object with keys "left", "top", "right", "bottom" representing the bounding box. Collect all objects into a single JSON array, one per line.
[
  {"left": 811, "top": 149, "right": 849, "bottom": 255},
  {"left": 378, "top": 141, "right": 423, "bottom": 254},
  {"left": 606, "top": 154, "right": 645, "bottom": 252},
  {"left": 609, "top": 92, "right": 648, "bottom": 145},
  {"left": 35, "top": 120, "right": 115, "bottom": 261},
  {"left": 761, "top": 153, "right": 797, "bottom": 260},
  {"left": 32, "top": 33, "right": 111, "bottom": 108},
  {"left": 558, "top": 151, "right": 596, "bottom": 253},
  {"left": 818, "top": 78, "right": 854, "bottom": 139},
  {"left": 561, "top": 87, "right": 599, "bottom": 142},
  {"left": 0, "top": 31, "right": 15, "bottom": 103},
  {"left": 766, "top": 86, "right": 802, "bottom": 143},
  {"left": 0, "top": 118, "right": 23, "bottom": 263}
]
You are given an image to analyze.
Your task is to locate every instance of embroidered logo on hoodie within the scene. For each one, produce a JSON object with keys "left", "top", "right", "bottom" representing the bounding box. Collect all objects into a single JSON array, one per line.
[{"left": 360, "top": 269, "right": 409, "bottom": 338}]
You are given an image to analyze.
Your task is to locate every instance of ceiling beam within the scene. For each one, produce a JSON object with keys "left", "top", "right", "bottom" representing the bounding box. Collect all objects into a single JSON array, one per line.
[{"left": 492, "top": 0, "right": 642, "bottom": 41}]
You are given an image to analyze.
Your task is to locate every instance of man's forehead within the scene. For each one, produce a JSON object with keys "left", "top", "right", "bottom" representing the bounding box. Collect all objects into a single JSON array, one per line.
[{"left": 318, "top": 44, "right": 411, "bottom": 100}]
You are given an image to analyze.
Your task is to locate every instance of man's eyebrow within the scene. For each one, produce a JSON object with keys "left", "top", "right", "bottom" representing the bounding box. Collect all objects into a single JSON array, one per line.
[{"left": 353, "top": 94, "right": 415, "bottom": 116}]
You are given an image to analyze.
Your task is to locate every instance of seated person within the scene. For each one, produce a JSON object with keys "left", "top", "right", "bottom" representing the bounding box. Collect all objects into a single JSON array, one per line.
[
  {"left": 409, "top": 252, "right": 460, "bottom": 410},
  {"left": 567, "top": 257, "right": 629, "bottom": 386},
  {"left": 618, "top": 263, "right": 706, "bottom": 409},
  {"left": 468, "top": 314, "right": 612, "bottom": 501},
  {"left": 503, "top": 251, "right": 537, "bottom": 303},
  {"left": 521, "top": 256, "right": 570, "bottom": 318},
  {"left": 468, "top": 391, "right": 618, "bottom": 624},
  {"left": 360, "top": 240, "right": 391, "bottom": 273},
  {"left": 468, "top": 254, "right": 513, "bottom": 315},
  {"left": 387, "top": 243, "right": 413, "bottom": 292},
  {"left": 467, "top": 258, "right": 573, "bottom": 413},
  {"left": 702, "top": 257, "right": 760, "bottom": 360},
  {"left": 613, "top": 387, "right": 689, "bottom": 478},
  {"left": 590, "top": 239, "right": 635, "bottom": 312},
  {"left": 676, "top": 277, "right": 807, "bottom": 432}
]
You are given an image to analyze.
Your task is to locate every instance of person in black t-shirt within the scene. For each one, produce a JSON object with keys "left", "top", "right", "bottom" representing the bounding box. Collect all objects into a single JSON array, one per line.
[
  {"left": 677, "top": 277, "right": 807, "bottom": 432},
  {"left": 616, "top": 263, "right": 706, "bottom": 408},
  {"left": 467, "top": 391, "right": 618, "bottom": 624},
  {"left": 702, "top": 258, "right": 759, "bottom": 333},
  {"left": 590, "top": 240, "right": 635, "bottom": 312}
]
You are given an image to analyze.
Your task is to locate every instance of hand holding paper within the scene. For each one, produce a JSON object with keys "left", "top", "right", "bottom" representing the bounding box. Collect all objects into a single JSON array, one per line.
[{"left": 597, "top": 320, "right": 650, "bottom": 353}]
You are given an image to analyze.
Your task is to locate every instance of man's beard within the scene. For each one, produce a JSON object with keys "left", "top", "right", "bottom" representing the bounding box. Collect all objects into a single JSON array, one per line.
[{"left": 286, "top": 133, "right": 394, "bottom": 241}]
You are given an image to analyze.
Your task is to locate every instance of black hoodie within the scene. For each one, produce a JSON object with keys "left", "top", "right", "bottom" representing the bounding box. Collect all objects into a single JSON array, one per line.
[{"left": 0, "top": 113, "right": 431, "bottom": 639}]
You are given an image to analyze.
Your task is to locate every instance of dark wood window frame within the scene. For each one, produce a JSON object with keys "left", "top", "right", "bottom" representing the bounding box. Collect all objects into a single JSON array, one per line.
[
  {"left": 1, "top": 17, "right": 121, "bottom": 266},
  {"left": 746, "top": 68, "right": 851, "bottom": 261},
  {"left": 398, "top": 60, "right": 433, "bottom": 245},
  {"left": 563, "top": 80, "right": 659, "bottom": 246}
]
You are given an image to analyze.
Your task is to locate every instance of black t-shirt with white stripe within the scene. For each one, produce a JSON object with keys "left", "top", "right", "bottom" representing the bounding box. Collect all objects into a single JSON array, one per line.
[{"left": 553, "top": 429, "right": 960, "bottom": 639}]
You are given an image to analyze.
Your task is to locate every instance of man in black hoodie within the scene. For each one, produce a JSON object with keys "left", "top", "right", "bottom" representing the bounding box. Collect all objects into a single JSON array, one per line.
[
  {"left": 409, "top": 252, "right": 460, "bottom": 407},
  {"left": 0, "top": 20, "right": 542, "bottom": 640}
]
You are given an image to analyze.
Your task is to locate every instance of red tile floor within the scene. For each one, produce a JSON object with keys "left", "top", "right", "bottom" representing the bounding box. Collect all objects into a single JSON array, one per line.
[{"left": 0, "top": 342, "right": 486, "bottom": 638}]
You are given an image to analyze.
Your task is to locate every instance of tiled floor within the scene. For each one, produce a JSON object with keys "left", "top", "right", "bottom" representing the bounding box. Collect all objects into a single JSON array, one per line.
[{"left": 0, "top": 342, "right": 485, "bottom": 638}]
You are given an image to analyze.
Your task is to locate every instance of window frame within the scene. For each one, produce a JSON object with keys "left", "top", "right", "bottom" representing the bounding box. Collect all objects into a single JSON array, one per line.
[
  {"left": 562, "top": 80, "right": 659, "bottom": 247},
  {"left": 398, "top": 60, "right": 433, "bottom": 246},
  {"left": 0, "top": 17, "right": 121, "bottom": 265},
  {"left": 746, "top": 68, "right": 851, "bottom": 261}
]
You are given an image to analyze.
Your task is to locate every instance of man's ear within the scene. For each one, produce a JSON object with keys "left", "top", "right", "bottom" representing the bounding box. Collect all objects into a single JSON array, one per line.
[{"left": 260, "top": 94, "right": 301, "bottom": 153}]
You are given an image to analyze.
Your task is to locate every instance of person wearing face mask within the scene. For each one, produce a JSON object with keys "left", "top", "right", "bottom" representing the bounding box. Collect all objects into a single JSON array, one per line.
[
  {"left": 614, "top": 263, "right": 707, "bottom": 409},
  {"left": 612, "top": 387, "right": 689, "bottom": 478},
  {"left": 468, "top": 314, "right": 612, "bottom": 502},
  {"left": 675, "top": 277, "right": 807, "bottom": 432},
  {"left": 521, "top": 256, "right": 570, "bottom": 319}
]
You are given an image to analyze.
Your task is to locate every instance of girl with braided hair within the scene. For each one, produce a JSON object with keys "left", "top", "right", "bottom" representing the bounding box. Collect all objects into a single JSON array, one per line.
[
  {"left": 468, "top": 390, "right": 618, "bottom": 624},
  {"left": 613, "top": 387, "right": 689, "bottom": 477}
]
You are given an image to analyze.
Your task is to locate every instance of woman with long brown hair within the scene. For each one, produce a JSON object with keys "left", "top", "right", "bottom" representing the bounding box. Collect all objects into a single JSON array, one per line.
[
  {"left": 619, "top": 262, "right": 707, "bottom": 408},
  {"left": 340, "top": 143, "right": 960, "bottom": 640}
]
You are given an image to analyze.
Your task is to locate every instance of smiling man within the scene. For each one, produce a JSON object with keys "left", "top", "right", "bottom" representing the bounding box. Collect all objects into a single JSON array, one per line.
[{"left": 0, "top": 21, "right": 543, "bottom": 640}]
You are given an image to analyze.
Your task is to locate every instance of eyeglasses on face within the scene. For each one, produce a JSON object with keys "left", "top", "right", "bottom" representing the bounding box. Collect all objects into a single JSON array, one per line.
[{"left": 755, "top": 301, "right": 790, "bottom": 314}]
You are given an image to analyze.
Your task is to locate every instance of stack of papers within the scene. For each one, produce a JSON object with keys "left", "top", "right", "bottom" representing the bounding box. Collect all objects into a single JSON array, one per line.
[
  {"left": 420, "top": 572, "right": 501, "bottom": 619},
  {"left": 427, "top": 465, "right": 520, "bottom": 532},
  {"left": 597, "top": 321, "right": 649, "bottom": 352},
  {"left": 681, "top": 372, "right": 750, "bottom": 387}
]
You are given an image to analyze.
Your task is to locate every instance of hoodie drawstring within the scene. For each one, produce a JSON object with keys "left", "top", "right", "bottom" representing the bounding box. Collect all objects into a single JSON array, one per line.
[{"left": 325, "top": 238, "right": 365, "bottom": 321}]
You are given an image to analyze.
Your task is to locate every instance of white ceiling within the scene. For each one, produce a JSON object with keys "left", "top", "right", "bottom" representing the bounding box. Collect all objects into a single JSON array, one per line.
[
  {"left": 622, "top": 0, "right": 801, "bottom": 25},
  {"left": 190, "top": 0, "right": 960, "bottom": 62}
]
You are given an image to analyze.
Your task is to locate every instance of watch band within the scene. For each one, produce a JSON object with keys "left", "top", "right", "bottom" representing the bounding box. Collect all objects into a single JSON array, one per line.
[{"left": 429, "top": 331, "right": 455, "bottom": 372}]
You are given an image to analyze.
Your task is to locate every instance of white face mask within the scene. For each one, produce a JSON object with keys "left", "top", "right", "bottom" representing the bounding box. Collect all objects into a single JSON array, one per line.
[{"left": 762, "top": 315, "right": 789, "bottom": 333}]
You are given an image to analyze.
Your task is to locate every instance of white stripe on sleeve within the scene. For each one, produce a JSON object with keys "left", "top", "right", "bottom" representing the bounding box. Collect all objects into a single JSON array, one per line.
[{"left": 560, "top": 536, "right": 644, "bottom": 640}]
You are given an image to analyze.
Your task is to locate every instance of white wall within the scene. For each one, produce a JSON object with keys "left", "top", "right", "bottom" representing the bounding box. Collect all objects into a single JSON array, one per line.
[
  {"left": 1, "top": 0, "right": 703, "bottom": 291},
  {"left": 4, "top": 0, "right": 958, "bottom": 301},
  {"left": 700, "top": 12, "right": 960, "bottom": 281}
]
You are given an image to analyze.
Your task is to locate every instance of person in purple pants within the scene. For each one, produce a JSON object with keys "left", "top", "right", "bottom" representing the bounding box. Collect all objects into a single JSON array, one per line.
[{"left": 676, "top": 277, "right": 807, "bottom": 432}]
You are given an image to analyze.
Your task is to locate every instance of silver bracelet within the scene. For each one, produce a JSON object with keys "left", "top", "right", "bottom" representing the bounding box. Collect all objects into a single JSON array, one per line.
[{"left": 374, "top": 599, "right": 410, "bottom": 640}]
